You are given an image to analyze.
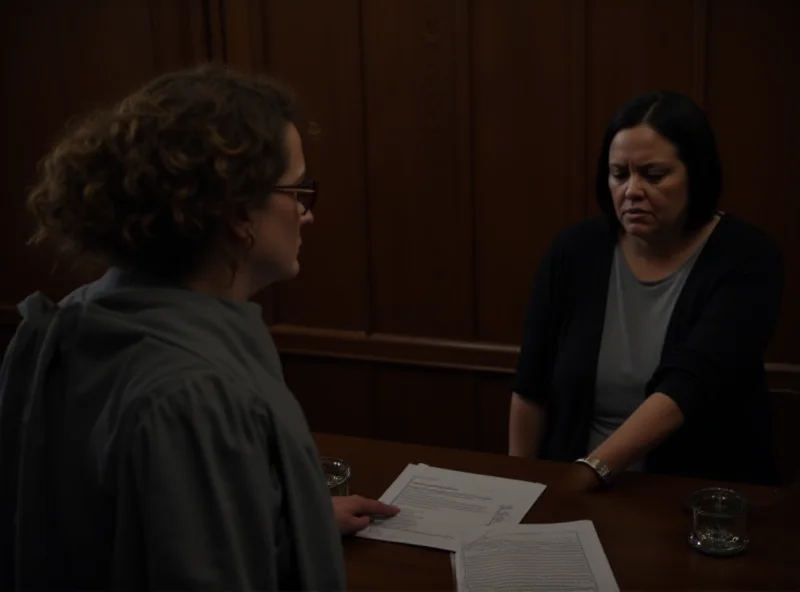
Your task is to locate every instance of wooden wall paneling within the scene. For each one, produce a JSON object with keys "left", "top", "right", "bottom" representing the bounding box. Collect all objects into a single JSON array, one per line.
[
  {"left": 0, "top": 0, "right": 75, "bottom": 307},
  {"left": 584, "top": 0, "right": 698, "bottom": 216},
  {"left": 54, "top": 0, "right": 158, "bottom": 114},
  {"left": 374, "top": 365, "right": 476, "bottom": 449},
  {"left": 568, "top": 0, "right": 589, "bottom": 223},
  {"left": 362, "top": 0, "right": 474, "bottom": 340},
  {"left": 149, "top": 0, "right": 210, "bottom": 70},
  {"left": 705, "top": 0, "right": 800, "bottom": 363},
  {"left": 258, "top": 0, "right": 370, "bottom": 332},
  {"left": 771, "top": 389, "right": 800, "bottom": 485},
  {"left": 281, "top": 355, "right": 374, "bottom": 438},
  {"left": 222, "top": 0, "right": 266, "bottom": 72},
  {"left": 471, "top": 0, "right": 582, "bottom": 345},
  {"left": 0, "top": 0, "right": 211, "bottom": 311},
  {"left": 690, "top": 0, "right": 709, "bottom": 107},
  {"left": 205, "top": 0, "right": 226, "bottom": 62},
  {"left": 476, "top": 373, "right": 513, "bottom": 454}
]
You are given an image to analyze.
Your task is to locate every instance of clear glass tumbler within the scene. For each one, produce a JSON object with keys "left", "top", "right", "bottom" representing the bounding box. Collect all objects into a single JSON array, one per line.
[
  {"left": 688, "top": 487, "right": 749, "bottom": 556},
  {"left": 321, "top": 456, "right": 351, "bottom": 497}
]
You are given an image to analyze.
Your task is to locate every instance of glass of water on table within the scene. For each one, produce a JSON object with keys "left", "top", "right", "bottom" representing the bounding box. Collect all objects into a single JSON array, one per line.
[
  {"left": 321, "top": 457, "right": 351, "bottom": 496},
  {"left": 688, "top": 487, "right": 749, "bottom": 556}
]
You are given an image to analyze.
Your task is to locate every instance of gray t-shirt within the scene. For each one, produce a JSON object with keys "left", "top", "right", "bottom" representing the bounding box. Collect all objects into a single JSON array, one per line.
[{"left": 588, "top": 242, "right": 705, "bottom": 470}]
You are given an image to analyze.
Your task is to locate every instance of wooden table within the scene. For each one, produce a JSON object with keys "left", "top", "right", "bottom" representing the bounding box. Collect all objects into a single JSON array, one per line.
[{"left": 315, "top": 433, "right": 800, "bottom": 591}]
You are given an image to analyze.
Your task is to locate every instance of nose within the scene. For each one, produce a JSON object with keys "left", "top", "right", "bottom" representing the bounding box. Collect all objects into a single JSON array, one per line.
[
  {"left": 625, "top": 173, "right": 646, "bottom": 198},
  {"left": 301, "top": 210, "right": 314, "bottom": 225}
]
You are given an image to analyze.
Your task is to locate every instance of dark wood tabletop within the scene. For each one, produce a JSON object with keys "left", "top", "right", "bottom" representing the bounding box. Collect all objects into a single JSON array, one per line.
[{"left": 315, "top": 433, "right": 800, "bottom": 591}]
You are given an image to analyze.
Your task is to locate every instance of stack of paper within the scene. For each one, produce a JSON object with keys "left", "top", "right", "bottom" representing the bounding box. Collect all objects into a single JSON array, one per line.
[
  {"left": 454, "top": 521, "right": 620, "bottom": 592},
  {"left": 358, "top": 464, "right": 620, "bottom": 591},
  {"left": 357, "top": 463, "right": 546, "bottom": 551}
]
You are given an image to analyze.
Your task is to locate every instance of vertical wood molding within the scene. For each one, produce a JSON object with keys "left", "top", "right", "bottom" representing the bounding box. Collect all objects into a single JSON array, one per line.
[
  {"left": 691, "top": 0, "right": 708, "bottom": 108},
  {"left": 568, "top": 0, "right": 588, "bottom": 219},
  {"left": 455, "top": 0, "right": 476, "bottom": 340},
  {"left": 220, "top": 0, "right": 265, "bottom": 72},
  {"left": 357, "top": 0, "right": 374, "bottom": 335},
  {"left": 205, "top": 0, "right": 226, "bottom": 61},
  {"left": 456, "top": 0, "right": 478, "bottom": 435},
  {"left": 248, "top": 0, "right": 266, "bottom": 71}
]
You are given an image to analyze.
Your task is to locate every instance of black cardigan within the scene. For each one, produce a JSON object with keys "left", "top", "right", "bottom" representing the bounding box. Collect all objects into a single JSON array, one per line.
[{"left": 514, "top": 214, "right": 784, "bottom": 485}]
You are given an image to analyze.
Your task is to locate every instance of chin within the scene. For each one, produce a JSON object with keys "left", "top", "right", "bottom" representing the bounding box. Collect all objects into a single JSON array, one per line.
[
  {"left": 256, "top": 261, "right": 301, "bottom": 290},
  {"left": 282, "top": 260, "right": 301, "bottom": 280},
  {"left": 622, "top": 221, "right": 655, "bottom": 238}
]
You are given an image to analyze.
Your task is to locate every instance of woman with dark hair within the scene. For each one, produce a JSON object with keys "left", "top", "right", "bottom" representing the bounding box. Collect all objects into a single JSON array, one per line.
[
  {"left": 508, "top": 91, "right": 783, "bottom": 489},
  {"left": 0, "top": 64, "right": 397, "bottom": 591}
]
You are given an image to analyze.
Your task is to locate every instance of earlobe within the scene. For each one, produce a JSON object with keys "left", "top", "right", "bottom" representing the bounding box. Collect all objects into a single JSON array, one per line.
[
  {"left": 231, "top": 213, "right": 253, "bottom": 241},
  {"left": 243, "top": 226, "right": 256, "bottom": 253},
  {"left": 231, "top": 220, "right": 251, "bottom": 242},
  {"left": 229, "top": 217, "right": 257, "bottom": 255}
]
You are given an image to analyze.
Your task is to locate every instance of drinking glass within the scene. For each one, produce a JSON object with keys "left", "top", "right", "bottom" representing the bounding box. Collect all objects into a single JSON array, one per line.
[
  {"left": 688, "top": 487, "right": 749, "bottom": 556},
  {"left": 321, "top": 457, "right": 351, "bottom": 496}
]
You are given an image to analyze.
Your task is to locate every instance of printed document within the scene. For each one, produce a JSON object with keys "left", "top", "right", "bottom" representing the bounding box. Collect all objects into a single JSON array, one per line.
[
  {"left": 454, "top": 520, "right": 620, "bottom": 592},
  {"left": 356, "top": 463, "right": 546, "bottom": 551}
]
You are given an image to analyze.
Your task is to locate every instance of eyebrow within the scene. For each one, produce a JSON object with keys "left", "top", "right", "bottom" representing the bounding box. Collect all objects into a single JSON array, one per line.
[{"left": 609, "top": 161, "right": 671, "bottom": 169}]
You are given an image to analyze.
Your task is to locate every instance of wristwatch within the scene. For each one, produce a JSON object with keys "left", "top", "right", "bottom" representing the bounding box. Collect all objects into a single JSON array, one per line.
[{"left": 575, "top": 456, "right": 613, "bottom": 486}]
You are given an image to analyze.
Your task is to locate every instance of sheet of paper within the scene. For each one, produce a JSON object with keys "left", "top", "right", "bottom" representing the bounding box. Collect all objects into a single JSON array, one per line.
[
  {"left": 454, "top": 520, "right": 620, "bottom": 592},
  {"left": 356, "top": 463, "right": 546, "bottom": 551}
]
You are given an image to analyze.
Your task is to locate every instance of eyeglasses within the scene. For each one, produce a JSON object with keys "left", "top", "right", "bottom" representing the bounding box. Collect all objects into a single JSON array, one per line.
[{"left": 273, "top": 178, "right": 318, "bottom": 215}]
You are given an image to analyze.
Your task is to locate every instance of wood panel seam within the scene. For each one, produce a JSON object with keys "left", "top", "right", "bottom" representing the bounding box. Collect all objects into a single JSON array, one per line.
[
  {"left": 691, "top": 0, "right": 709, "bottom": 108},
  {"left": 357, "top": 0, "right": 374, "bottom": 335},
  {"left": 217, "top": 0, "right": 228, "bottom": 62},
  {"left": 460, "top": 0, "right": 477, "bottom": 342},
  {"left": 569, "top": 0, "right": 588, "bottom": 220}
]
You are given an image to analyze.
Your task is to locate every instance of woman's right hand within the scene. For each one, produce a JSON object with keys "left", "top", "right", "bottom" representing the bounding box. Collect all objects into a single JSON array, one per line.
[{"left": 332, "top": 495, "right": 400, "bottom": 535}]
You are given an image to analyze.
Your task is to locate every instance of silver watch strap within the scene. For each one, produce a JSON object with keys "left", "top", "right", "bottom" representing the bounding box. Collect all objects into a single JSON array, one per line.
[{"left": 575, "top": 456, "right": 612, "bottom": 484}]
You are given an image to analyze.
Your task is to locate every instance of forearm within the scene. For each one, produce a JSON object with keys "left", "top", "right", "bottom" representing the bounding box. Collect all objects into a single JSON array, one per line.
[
  {"left": 508, "top": 393, "right": 546, "bottom": 458},
  {"left": 590, "top": 392, "right": 684, "bottom": 475}
]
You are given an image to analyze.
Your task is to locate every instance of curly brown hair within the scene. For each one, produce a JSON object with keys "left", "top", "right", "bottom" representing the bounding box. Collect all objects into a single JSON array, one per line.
[{"left": 27, "top": 63, "right": 298, "bottom": 278}]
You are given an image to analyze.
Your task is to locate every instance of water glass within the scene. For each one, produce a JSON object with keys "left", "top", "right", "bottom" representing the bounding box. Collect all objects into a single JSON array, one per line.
[
  {"left": 688, "top": 487, "right": 749, "bottom": 556},
  {"left": 321, "top": 456, "right": 351, "bottom": 496}
]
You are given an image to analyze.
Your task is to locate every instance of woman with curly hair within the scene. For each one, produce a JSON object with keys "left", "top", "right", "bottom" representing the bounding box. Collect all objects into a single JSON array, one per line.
[{"left": 0, "top": 64, "right": 397, "bottom": 591}]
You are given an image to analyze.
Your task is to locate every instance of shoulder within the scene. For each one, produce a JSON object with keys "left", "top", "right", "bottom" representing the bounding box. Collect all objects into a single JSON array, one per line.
[
  {"left": 537, "top": 217, "right": 615, "bottom": 275},
  {"left": 138, "top": 368, "right": 263, "bottom": 416},
  {"left": 130, "top": 370, "right": 271, "bottom": 450},
  {"left": 706, "top": 214, "right": 783, "bottom": 268},
  {"left": 548, "top": 217, "right": 615, "bottom": 259},
  {"left": 88, "top": 366, "right": 271, "bottom": 483}
]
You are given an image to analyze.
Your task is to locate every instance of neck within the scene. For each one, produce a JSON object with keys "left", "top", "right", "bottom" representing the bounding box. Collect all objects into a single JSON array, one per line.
[
  {"left": 182, "top": 258, "right": 269, "bottom": 302},
  {"left": 623, "top": 228, "right": 696, "bottom": 262}
]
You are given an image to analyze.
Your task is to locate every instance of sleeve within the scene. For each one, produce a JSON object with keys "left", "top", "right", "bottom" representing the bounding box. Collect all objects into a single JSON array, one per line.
[
  {"left": 650, "top": 239, "right": 784, "bottom": 420},
  {"left": 513, "top": 237, "right": 568, "bottom": 405},
  {"left": 129, "top": 373, "right": 280, "bottom": 591}
]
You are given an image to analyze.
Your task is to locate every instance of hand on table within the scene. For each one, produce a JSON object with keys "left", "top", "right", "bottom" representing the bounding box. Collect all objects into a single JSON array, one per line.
[{"left": 333, "top": 495, "right": 400, "bottom": 536}]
